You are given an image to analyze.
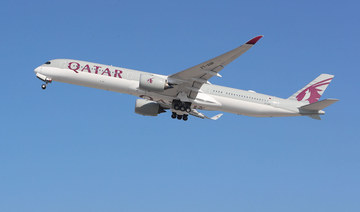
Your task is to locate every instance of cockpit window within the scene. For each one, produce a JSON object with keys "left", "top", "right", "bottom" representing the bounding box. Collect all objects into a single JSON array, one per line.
[{"left": 45, "top": 61, "right": 51, "bottom": 64}]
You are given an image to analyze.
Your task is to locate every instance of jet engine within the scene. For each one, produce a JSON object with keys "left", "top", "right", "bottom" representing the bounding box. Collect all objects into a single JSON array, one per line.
[
  {"left": 135, "top": 99, "right": 166, "bottom": 116},
  {"left": 139, "top": 74, "right": 170, "bottom": 92}
]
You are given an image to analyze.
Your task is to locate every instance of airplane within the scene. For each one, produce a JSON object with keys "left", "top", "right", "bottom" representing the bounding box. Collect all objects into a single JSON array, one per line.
[{"left": 34, "top": 35, "right": 338, "bottom": 121}]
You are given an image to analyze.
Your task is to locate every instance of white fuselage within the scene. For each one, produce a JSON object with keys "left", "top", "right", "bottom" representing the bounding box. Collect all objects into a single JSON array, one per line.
[{"left": 34, "top": 59, "right": 305, "bottom": 118}]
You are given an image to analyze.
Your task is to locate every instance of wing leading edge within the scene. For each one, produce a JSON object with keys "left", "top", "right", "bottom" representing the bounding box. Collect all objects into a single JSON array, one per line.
[{"left": 167, "top": 35, "right": 263, "bottom": 99}]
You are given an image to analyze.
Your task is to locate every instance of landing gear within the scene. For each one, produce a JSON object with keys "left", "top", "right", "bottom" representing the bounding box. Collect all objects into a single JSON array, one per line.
[
  {"left": 170, "top": 113, "right": 189, "bottom": 121},
  {"left": 172, "top": 100, "right": 191, "bottom": 112},
  {"left": 171, "top": 100, "right": 192, "bottom": 121},
  {"left": 37, "top": 74, "right": 52, "bottom": 90},
  {"left": 39, "top": 79, "right": 51, "bottom": 90}
]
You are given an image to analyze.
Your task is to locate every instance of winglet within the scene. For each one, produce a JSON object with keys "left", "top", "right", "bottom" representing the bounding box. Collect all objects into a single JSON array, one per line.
[
  {"left": 246, "top": 35, "right": 264, "bottom": 45},
  {"left": 210, "top": 113, "right": 223, "bottom": 120}
]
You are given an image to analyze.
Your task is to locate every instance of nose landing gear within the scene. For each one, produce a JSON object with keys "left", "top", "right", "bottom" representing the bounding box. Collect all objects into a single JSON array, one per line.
[{"left": 36, "top": 73, "right": 52, "bottom": 90}]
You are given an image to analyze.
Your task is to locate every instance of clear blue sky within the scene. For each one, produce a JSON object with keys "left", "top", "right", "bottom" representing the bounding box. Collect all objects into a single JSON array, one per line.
[{"left": 0, "top": 0, "right": 359, "bottom": 211}]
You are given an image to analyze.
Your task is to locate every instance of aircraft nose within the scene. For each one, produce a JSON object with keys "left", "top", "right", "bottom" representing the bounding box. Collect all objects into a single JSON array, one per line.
[{"left": 34, "top": 66, "right": 42, "bottom": 73}]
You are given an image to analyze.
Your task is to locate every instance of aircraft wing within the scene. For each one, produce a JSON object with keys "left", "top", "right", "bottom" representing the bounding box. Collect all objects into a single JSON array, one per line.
[{"left": 167, "top": 35, "right": 263, "bottom": 100}]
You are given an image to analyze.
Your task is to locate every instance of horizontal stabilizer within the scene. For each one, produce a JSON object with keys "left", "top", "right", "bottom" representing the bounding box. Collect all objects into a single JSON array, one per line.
[{"left": 300, "top": 98, "right": 339, "bottom": 111}]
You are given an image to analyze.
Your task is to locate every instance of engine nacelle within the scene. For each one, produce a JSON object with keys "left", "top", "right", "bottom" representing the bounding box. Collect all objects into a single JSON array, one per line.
[
  {"left": 135, "top": 99, "right": 165, "bottom": 116},
  {"left": 139, "top": 74, "right": 168, "bottom": 92}
]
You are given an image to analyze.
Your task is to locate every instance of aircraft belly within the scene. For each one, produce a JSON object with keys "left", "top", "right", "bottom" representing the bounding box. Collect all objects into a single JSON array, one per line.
[
  {"left": 45, "top": 68, "right": 135, "bottom": 94},
  {"left": 212, "top": 95, "right": 298, "bottom": 117}
]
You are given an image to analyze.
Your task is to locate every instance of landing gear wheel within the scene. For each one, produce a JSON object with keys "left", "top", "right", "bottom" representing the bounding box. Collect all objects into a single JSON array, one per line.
[
  {"left": 172, "top": 100, "right": 192, "bottom": 113},
  {"left": 41, "top": 84, "right": 47, "bottom": 90},
  {"left": 171, "top": 112, "right": 177, "bottom": 119},
  {"left": 177, "top": 115, "right": 183, "bottom": 120},
  {"left": 183, "top": 115, "right": 188, "bottom": 121}
]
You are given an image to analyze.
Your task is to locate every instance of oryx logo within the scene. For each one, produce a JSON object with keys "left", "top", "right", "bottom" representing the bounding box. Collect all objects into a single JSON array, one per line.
[
  {"left": 147, "top": 77, "right": 154, "bottom": 83},
  {"left": 296, "top": 78, "right": 332, "bottom": 103}
]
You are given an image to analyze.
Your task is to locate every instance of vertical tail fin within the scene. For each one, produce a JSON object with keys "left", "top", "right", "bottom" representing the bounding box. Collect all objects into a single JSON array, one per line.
[{"left": 288, "top": 74, "right": 334, "bottom": 104}]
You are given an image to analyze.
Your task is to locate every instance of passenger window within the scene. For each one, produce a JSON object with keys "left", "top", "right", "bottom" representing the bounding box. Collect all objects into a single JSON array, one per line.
[{"left": 45, "top": 61, "right": 51, "bottom": 64}]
